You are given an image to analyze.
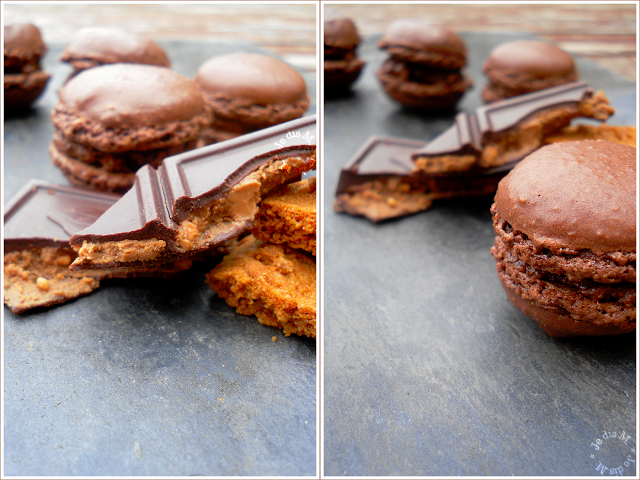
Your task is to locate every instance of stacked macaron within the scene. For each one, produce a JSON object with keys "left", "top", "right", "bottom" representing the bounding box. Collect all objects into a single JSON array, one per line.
[
  {"left": 376, "top": 20, "right": 472, "bottom": 110},
  {"left": 60, "top": 26, "right": 171, "bottom": 79},
  {"left": 482, "top": 40, "right": 578, "bottom": 103},
  {"left": 193, "top": 53, "right": 310, "bottom": 145},
  {"left": 49, "top": 64, "right": 210, "bottom": 192},
  {"left": 4, "top": 20, "right": 50, "bottom": 110},
  {"left": 324, "top": 16, "right": 365, "bottom": 93},
  {"left": 490, "top": 140, "right": 636, "bottom": 337}
]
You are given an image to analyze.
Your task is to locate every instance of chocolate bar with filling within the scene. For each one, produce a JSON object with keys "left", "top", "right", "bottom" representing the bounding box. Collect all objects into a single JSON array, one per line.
[
  {"left": 334, "top": 136, "right": 505, "bottom": 222},
  {"left": 70, "top": 115, "right": 317, "bottom": 270},
  {"left": 4, "top": 181, "right": 189, "bottom": 314},
  {"left": 411, "top": 81, "right": 614, "bottom": 175}
]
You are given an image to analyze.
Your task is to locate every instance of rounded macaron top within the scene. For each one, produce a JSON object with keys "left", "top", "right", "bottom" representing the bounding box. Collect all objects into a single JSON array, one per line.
[
  {"left": 377, "top": 20, "right": 467, "bottom": 68},
  {"left": 324, "top": 16, "right": 360, "bottom": 50},
  {"left": 60, "top": 27, "right": 171, "bottom": 68},
  {"left": 494, "top": 140, "right": 636, "bottom": 253},
  {"left": 483, "top": 40, "right": 576, "bottom": 81},
  {"left": 57, "top": 63, "right": 207, "bottom": 129},
  {"left": 4, "top": 21, "right": 46, "bottom": 59},
  {"left": 193, "top": 53, "right": 308, "bottom": 106}
]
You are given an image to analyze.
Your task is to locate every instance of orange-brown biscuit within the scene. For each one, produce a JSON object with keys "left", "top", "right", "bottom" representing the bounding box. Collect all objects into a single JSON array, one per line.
[
  {"left": 252, "top": 177, "right": 316, "bottom": 255},
  {"left": 542, "top": 124, "right": 636, "bottom": 148},
  {"left": 206, "top": 235, "right": 316, "bottom": 338},
  {"left": 4, "top": 246, "right": 100, "bottom": 314}
]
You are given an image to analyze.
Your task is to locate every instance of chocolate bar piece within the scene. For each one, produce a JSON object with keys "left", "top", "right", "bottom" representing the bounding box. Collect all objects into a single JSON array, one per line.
[
  {"left": 5, "top": 180, "right": 120, "bottom": 253},
  {"left": 4, "top": 181, "right": 195, "bottom": 314},
  {"left": 411, "top": 82, "right": 615, "bottom": 174},
  {"left": 4, "top": 182, "right": 110, "bottom": 313},
  {"left": 70, "top": 115, "right": 317, "bottom": 270},
  {"left": 334, "top": 136, "right": 506, "bottom": 222}
]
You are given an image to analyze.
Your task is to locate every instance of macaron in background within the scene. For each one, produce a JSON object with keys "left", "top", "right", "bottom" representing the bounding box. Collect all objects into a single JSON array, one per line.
[
  {"left": 193, "top": 52, "right": 310, "bottom": 145},
  {"left": 376, "top": 19, "right": 473, "bottom": 110},
  {"left": 482, "top": 39, "right": 578, "bottom": 103},
  {"left": 490, "top": 140, "right": 636, "bottom": 338},
  {"left": 324, "top": 15, "right": 365, "bottom": 94},
  {"left": 4, "top": 19, "right": 51, "bottom": 111},
  {"left": 60, "top": 26, "right": 171, "bottom": 78},
  {"left": 49, "top": 63, "right": 210, "bottom": 192}
]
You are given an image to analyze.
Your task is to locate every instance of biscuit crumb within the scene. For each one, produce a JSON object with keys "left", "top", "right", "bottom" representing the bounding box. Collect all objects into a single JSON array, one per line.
[
  {"left": 272, "top": 336, "right": 278, "bottom": 342},
  {"left": 36, "top": 277, "right": 50, "bottom": 291}
]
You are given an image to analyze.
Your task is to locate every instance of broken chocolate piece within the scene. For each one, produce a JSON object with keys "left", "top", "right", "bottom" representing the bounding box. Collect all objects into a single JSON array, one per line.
[
  {"left": 4, "top": 181, "right": 117, "bottom": 314},
  {"left": 411, "top": 82, "right": 615, "bottom": 174},
  {"left": 334, "top": 136, "right": 505, "bottom": 222},
  {"left": 4, "top": 180, "right": 192, "bottom": 314},
  {"left": 70, "top": 115, "right": 317, "bottom": 270}
]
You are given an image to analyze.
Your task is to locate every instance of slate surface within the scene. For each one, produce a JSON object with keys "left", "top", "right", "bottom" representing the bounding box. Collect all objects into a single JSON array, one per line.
[
  {"left": 3, "top": 41, "right": 316, "bottom": 477},
  {"left": 323, "top": 32, "right": 636, "bottom": 477}
]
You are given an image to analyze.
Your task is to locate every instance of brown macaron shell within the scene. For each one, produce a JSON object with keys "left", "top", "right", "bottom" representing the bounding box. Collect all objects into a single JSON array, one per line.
[
  {"left": 325, "top": 17, "right": 360, "bottom": 55},
  {"left": 194, "top": 53, "right": 310, "bottom": 133},
  {"left": 491, "top": 140, "right": 636, "bottom": 337},
  {"left": 483, "top": 40, "right": 578, "bottom": 102},
  {"left": 376, "top": 58, "right": 471, "bottom": 110},
  {"left": 52, "top": 64, "right": 209, "bottom": 152},
  {"left": 60, "top": 27, "right": 171, "bottom": 72},
  {"left": 378, "top": 20, "right": 467, "bottom": 69},
  {"left": 4, "top": 22, "right": 47, "bottom": 65}
]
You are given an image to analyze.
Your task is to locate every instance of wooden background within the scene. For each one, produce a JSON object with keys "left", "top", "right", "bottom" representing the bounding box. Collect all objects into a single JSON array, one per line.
[{"left": 4, "top": 3, "right": 636, "bottom": 81}]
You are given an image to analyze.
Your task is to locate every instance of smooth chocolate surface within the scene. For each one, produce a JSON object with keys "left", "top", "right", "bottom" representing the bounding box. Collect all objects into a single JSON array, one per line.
[
  {"left": 335, "top": 136, "right": 423, "bottom": 194},
  {"left": 4, "top": 180, "right": 120, "bottom": 252},
  {"left": 411, "top": 81, "right": 598, "bottom": 168},
  {"left": 70, "top": 115, "right": 316, "bottom": 259}
]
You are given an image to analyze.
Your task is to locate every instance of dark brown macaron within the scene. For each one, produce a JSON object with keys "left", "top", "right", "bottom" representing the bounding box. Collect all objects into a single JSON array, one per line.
[
  {"left": 4, "top": 21, "right": 51, "bottom": 110},
  {"left": 60, "top": 27, "right": 171, "bottom": 76},
  {"left": 490, "top": 140, "right": 636, "bottom": 337},
  {"left": 193, "top": 53, "right": 310, "bottom": 145},
  {"left": 482, "top": 40, "right": 578, "bottom": 103},
  {"left": 50, "top": 63, "right": 209, "bottom": 192},
  {"left": 376, "top": 20, "right": 472, "bottom": 110},
  {"left": 324, "top": 16, "right": 365, "bottom": 92}
]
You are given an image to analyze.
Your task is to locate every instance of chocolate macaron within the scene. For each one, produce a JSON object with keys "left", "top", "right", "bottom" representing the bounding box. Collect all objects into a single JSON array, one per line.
[
  {"left": 4, "top": 20, "right": 51, "bottom": 110},
  {"left": 377, "top": 20, "right": 472, "bottom": 110},
  {"left": 490, "top": 140, "right": 636, "bottom": 337},
  {"left": 324, "top": 16, "right": 365, "bottom": 93},
  {"left": 193, "top": 53, "right": 310, "bottom": 145},
  {"left": 49, "top": 63, "right": 209, "bottom": 192},
  {"left": 482, "top": 40, "right": 578, "bottom": 103},
  {"left": 60, "top": 26, "right": 171, "bottom": 78}
]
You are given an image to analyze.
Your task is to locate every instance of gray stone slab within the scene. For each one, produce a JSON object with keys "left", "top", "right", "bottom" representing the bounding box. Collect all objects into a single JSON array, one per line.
[
  {"left": 4, "top": 41, "right": 316, "bottom": 477},
  {"left": 323, "top": 32, "right": 636, "bottom": 477}
]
